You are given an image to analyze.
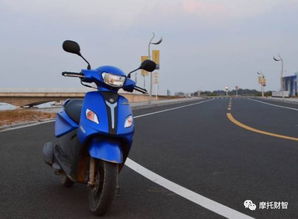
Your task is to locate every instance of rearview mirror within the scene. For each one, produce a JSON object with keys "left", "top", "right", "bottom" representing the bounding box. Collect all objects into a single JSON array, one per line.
[
  {"left": 62, "top": 40, "right": 81, "bottom": 55},
  {"left": 139, "top": 60, "right": 156, "bottom": 72}
]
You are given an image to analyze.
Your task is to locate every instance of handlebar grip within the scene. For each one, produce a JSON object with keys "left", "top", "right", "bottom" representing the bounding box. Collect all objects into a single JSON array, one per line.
[
  {"left": 134, "top": 86, "right": 148, "bottom": 94},
  {"left": 62, "top": 72, "right": 84, "bottom": 78}
]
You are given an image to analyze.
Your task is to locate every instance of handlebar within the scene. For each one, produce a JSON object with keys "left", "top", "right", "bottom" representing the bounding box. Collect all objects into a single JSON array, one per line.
[
  {"left": 62, "top": 72, "right": 147, "bottom": 93},
  {"left": 62, "top": 72, "right": 84, "bottom": 78},
  {"left": 134, "top": 86, "right": 147, "bottom": 94}
]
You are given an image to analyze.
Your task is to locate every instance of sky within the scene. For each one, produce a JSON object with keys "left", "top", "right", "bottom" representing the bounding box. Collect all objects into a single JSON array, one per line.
[{"left": 1, "top": 0, "right": 298, "bottom": 94}]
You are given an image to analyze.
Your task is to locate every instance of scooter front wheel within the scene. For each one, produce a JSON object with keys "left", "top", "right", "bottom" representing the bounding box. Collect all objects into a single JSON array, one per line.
[{"left": 88, "top": 160, "right": 118, "bottom": 216}]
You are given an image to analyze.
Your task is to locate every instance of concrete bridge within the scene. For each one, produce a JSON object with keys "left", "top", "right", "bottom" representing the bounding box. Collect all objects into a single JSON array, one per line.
[{"left": 0, "top": 91, "right": 178, "bottom": 107}]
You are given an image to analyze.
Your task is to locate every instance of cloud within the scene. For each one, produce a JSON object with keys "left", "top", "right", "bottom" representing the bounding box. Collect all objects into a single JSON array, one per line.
[
  {"left": 1, "top": 0, "right": 145, "bottom": 28},
  {"left": 182, "top": 0, "right": 226, "bottom": 15},
  {"left": 178, "top": 0, "right": 285, "bottom": 23}
]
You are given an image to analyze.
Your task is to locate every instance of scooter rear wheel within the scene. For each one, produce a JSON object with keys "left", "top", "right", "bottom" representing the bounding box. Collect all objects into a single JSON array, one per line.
[{"left": 88, "top": 160, "right": 118, "bottom": 216}]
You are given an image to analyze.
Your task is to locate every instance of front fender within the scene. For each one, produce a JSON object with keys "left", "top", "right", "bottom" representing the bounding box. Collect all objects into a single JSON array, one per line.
[{"left": 88, "top": 138, "right": 123, "bottom": 163}]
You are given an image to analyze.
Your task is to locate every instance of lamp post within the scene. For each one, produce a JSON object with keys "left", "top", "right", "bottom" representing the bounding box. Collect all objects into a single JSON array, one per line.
[
  {"left": 273, "top": 55, "right": 284, "bottom": 98},
  {"left": 225, "top": 86, "right": 229, "bottom": 96},
  {"left": 257, "top": 72, "right": 265, "bottom": 97},
  {"left": 235, "top": 86, "right": 239, "bottom": 96},
  {"left": 148, "top": 33, "right": 162, "bottom": 102}
]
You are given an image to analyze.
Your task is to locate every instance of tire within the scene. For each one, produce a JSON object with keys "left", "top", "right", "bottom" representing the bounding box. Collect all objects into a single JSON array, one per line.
[
  {"left": 88, "top": 160, "right": 118, "bottom": 216},
  {"left": 61, "top": 175, "right": 74, "bottom": 188}
]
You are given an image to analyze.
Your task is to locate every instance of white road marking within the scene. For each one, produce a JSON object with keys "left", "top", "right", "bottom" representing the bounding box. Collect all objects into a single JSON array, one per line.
[
  {"left": 1, "top": 98, "right": 253, "bottom": 218},
  {"left": 134, "top": 99, "right": 214, "bottom": 119},
  {"left": 125, "top": 159, "right": 253, "bottom": 219},
  {"left": 248, "top": 98, "right": 298, "bottom": 111},
  {"left": 0, "top": 120, "right": 55, "bottom": 133}
]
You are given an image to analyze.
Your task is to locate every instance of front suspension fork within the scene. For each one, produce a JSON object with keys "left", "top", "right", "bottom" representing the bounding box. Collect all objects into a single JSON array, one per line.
[
  {"left": 88, "top": 157, "right": 96, "bottom": 186},
  {"left": 88, "top": 157, "right": 120, "bottom": 190}
]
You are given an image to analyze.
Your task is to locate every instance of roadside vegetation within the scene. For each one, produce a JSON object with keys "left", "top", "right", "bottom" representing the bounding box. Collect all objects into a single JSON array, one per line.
[
  {"left": 194, "top": 89, "right": 272, "bottom": 97},
  {"left": 0, "top": 109, "right": 55, "bottom": 126}
]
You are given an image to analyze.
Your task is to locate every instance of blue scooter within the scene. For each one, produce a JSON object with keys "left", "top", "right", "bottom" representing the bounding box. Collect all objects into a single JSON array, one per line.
[{"left": 43, "top": 40, "right": 156, "bottom": 216}]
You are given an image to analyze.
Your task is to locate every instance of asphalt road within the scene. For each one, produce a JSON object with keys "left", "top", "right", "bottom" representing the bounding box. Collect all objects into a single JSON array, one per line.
[{"left": 0, "top": 97, "right": 298, "bottom": 218}]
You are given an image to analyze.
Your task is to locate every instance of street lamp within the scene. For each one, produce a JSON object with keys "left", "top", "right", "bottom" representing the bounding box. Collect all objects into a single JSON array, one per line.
[
  {"left": 257, "top": 72, "right": 265, "bottom": 97},
  {"left": 273, "top": 55, "right": 284, "bottom": 98},
  {"left": 148, "top": 33, "right": 162, "bottom": 102},
  {"left": 224, "top": 86, "right": 229, "bottom": 96},
  {"left": 235, "top": 86, "right": 239, "bottom": 96}
]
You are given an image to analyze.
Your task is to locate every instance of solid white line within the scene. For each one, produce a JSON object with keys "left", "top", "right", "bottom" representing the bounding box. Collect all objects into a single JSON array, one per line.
[
  {"left": 248, "top": 98, "right": 298, "bottom": 111},
  {"left": 134, "top": 99, "right": 214, "bottom": 119},
  {"left": 0, "top": 120, "right": 55, "bottom": 133},
  {"left": 125, "top": 158, "right": 253, "bottom": 219}
]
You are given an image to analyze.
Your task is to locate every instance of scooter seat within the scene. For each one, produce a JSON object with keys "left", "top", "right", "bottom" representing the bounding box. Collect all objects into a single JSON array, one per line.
[{"left": 64, "top": 99, "right": 83, "bottom": 124}]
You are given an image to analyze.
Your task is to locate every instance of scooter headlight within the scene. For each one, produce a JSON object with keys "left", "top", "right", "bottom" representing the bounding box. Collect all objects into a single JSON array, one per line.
[
  {"left": 86, "top": 109, "right": 99, "bottom": 124},
  {"left": 102, "top": 73, "right": 125, "bottom": 87},
  {"left": 124, "top": 115, "right": 133, "bottom": 128}
]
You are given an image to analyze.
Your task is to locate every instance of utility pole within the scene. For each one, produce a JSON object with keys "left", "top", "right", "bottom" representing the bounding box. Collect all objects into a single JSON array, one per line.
[
  {"left": 225, "top": 86, "right": 229, "bottom": 96},
  {"left": 235, "top": 86, "right": 239, "bottom": 97}
]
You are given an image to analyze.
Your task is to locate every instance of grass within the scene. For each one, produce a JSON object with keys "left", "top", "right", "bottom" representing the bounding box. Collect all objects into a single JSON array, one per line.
[{"left": 0, "top": 109, "right": 56, "bottom": 126}]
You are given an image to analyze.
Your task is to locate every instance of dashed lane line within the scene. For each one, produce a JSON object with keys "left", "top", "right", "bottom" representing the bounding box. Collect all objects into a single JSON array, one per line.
[{"left": 227, "top": 97, "right": 232, "bottom": 111}]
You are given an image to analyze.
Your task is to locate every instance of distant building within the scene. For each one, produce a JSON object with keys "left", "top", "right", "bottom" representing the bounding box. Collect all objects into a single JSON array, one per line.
[
  {"left": 175, "top": 92, "right": 185, "bottom": 97},
  {"left": 282, "top": 72, "right": 298, "bottom": 96},
  {"left": 192, "top": 91, "right": 201, "bottom": 97}
]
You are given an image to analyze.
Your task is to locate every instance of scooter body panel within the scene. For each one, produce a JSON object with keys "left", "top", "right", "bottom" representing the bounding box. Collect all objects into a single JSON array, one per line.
[
  {"left": 54, "top": 129, "right": 82, "bottom": 178},
  {"left": 77, "top": 91, "right": 109, "bottom": 142},
  {"left": 55, "top": 111, "right": 79, "bottom": 137},
  {"left": 88, "top": 138, "right": 123, "bottom": 163},
  {"left": 77, "top": 91, "right": 134, "bottom": 143},
  {"left": 116, "top": 95, "right": 134, "bottom": 136}
]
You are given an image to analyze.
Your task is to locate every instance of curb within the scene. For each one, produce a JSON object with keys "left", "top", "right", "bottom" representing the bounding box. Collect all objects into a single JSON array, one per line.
[{"left": 257, "top": 97, "right": 298, "bottom": 105}]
